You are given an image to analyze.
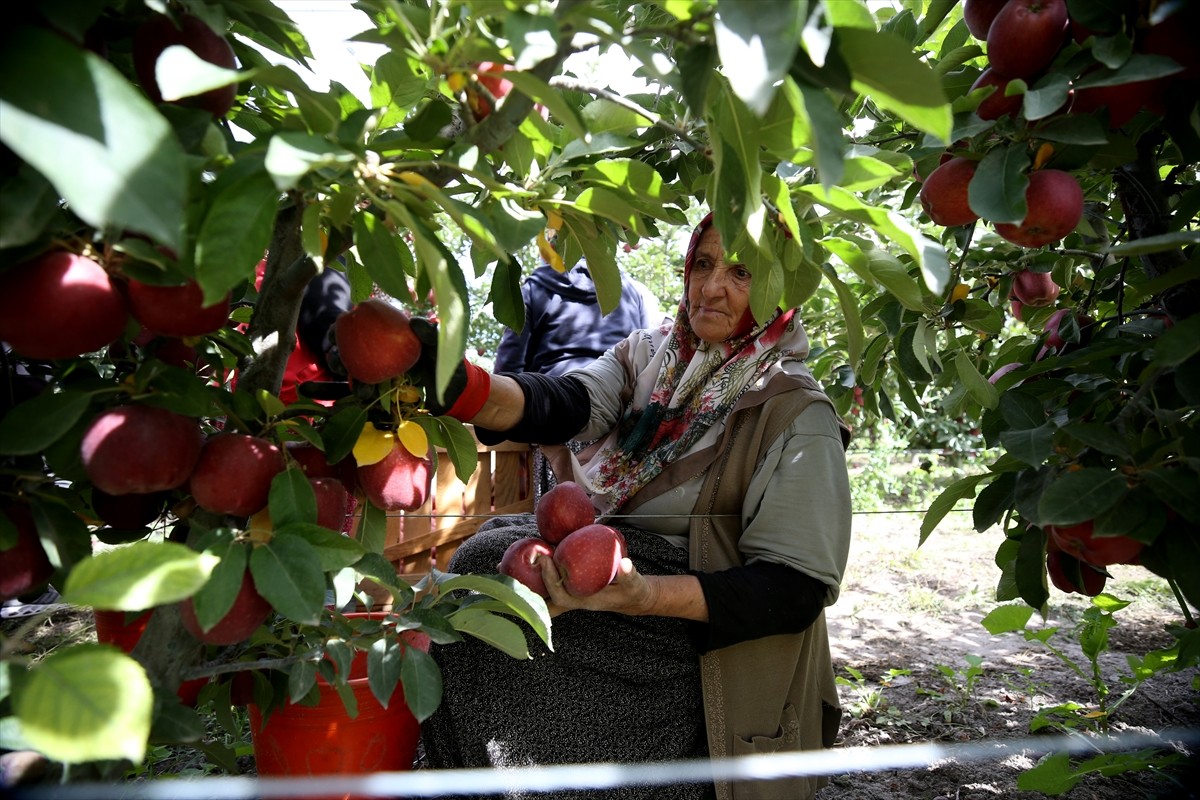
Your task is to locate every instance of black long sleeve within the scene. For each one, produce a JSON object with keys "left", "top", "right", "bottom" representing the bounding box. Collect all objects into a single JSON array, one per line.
[
  {"left": 691, "top": 561, "right": 828, "bottom": 653},
  {"left": 474, "top": 372, "right": 591, "bottom": 446}
]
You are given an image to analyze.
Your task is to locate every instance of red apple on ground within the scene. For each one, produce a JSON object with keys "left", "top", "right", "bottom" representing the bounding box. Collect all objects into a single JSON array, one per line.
[
  {"left": 126, "top": 279, "right": 231, "bottom": 337},
  {"left": 919, "top": 157, "right": 980, "bottom": 227},
  {"left": 181, "top": 567, "right": 273, "bottom": 645},
  {"left": 133, "top": 13, "right": 238, "bottom": 116},
  {"left": 310, "top": 477, "right": 351, "bottom": 531},
  {"left": 334, "top": 299, "right": 422, "bottom": 385},
  {"left": 81, "top": 405, "right": 202, "bottom": 494},
  {"left": 995, "top": 170, "right": 1083, "bottom": 248},
  {"left": 1046, "top": 549, "right": 1107, "bottom": 596},
  {"left": 552, "top": 523, "right": 628, "bottom": 597},
  {"left": 963, "top": 0, "right": 1010, "bottom": 40},
  {"left": 971, "top": 67, "right": 1025, "bottom": 120},
  {"left": 498, "top": 537, "right": 556, "bottom": 598},
  {"left": 357, "top": 441, "right": 432, "bottom": 512},
  {"left": 1010, "top": 269, "right": 1061, "bottom": 307},
  {"left": 91, "top": 488, "right": 169, "bottom": 530},
  {"left": 986, "top": 0, "right": 1069, "bottom": 80},
  {"left": 1045, "top": 519, "right": 1143, "bottom": 567},
  {"left": 0, "top": 252, "right": 129, "bottom": 360},
  {"left": 535, "top": 481, "right": 596, "bottom": 544},
  {"left": 0, "top": 505, "right": 54, "bottom": 602},
  {"left": 190, "top": 434, "right": 285, "bottom": 516}
]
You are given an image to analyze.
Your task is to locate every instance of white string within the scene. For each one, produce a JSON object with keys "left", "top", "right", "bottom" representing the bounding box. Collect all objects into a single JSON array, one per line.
[{"left": 17, "top": 728, "right": 1197, "bottom": 799}]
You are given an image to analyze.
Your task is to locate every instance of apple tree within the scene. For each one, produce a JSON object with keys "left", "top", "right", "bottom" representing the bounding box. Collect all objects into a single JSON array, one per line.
[{"left": 0, "top": 0, "right": 1196, "bottom": 776}]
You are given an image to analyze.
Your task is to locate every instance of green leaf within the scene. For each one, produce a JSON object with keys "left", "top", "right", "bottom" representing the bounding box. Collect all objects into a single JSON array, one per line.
[
  {"left": 274, "top": 522, "right": 366, "bottom": 571},
  {"left": 355, "top": 498, "right": 388, "bottom": 555},
  {"left": 969, "top": 144, "right": 1030, "bottom": 224},
  {"left": 367, "top": 635, "right": 403, "bottom": 708},
  {"left": 1017, "top": 752, "right": 1078, "bottom": 794},
  {"left": 954, "top": 351, "right": 999, "bottom": 409},
  {"left": 1073, "top": 54, "right": 1186, "bottom": 89},
  {"left": 438, "top": 573, "right": 552, "bottom": 647},
  {"left": 1037, "top": 468, "right": 1130, "bottom": 526},
  {"left": 1108, "top": 230, "right": 1200, "bottom": 256},
  {"left": 1015, "top": 527, "right": 1049, "bottom": 611},
  {"left": 411, "top": 415, "right": 478, "bottom": 486},
  {"left": 981, "top": 603, "right": 1035, "bottom": 635},
  {"left": 0, "top": 27, "right": 185, "bottom": 250},
  {"left": 398, "top": 645, "right": 442, "bottom": 722},
  {"left": 249, "top": 535, "right": 326, "bottom": 625},
  {"left": 0, "top": 163, "right": 61, "bottom": 248},
  {"left": 322, "top": 406, "right": 368, "bottom": 467},
  {"left": 837, "top": 27, "right": 952, "bottom": 142},
  {"left": 1063, "top": 422, "right": 1131, "bottom": 459},
  {"left": 195, "top": 162, "right": 279, "bottom": 305},
  {"left": 1023, "top": 73, "right": 1072, "bottom": 121},
  {"left": 269, "top": 468, "right": 317, "bottom": 528},
  {"left": 190, "top": 538, "right": 248, "bottom": 632},
  {"left": 920, "top": 473, "right": 987, "bottom": 544},
  {"left": 62, "top": 540, "right": 218, "bottom": 610},
  {"left": 154, "top": 44, "right": 241, "bottom": 103},
  {"left": 821, "top": 266, "right": 862, "bottom": 369},
  {"left": 799, "top": 84, "right": 847, "bottom": 189},
  {"left": 16, "top": 644, "right": 152, "bottom": 764},
  {"left": 447, "top": 607, "right": 531, "bottom": 660},
  {"left": 0, "top": 390, "right": 93, "bottom": 456},
  {"left": 999, "top": 424, "right": 1056, "bottom": 466},
  {"left": 499, "top": 71, "right": 587, "bottom": 140},
  {"left": 353, "top": 211, "right": 415, "bottom": 301},
  {"left": 265, "top": 131, "right": 356, "bottom": 191},
  {"left": 867, "top": 251, "right": 926, "bottom": 312},
  {"left": 713, "top": 0, "right": 803, "bottom": 116},
  {"left": 1034, "top": 114, "right": 1110, "bottom": 145}
]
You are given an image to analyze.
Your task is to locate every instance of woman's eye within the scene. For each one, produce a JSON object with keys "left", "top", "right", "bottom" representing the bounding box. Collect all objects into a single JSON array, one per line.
[{"left": 734, "top": 267, "right": 751, "bottom": 282}]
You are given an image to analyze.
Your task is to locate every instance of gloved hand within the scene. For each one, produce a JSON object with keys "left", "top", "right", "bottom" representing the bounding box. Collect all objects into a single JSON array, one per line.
[{"left": 408, "top": 317, "right": 491, "bottom": 420}]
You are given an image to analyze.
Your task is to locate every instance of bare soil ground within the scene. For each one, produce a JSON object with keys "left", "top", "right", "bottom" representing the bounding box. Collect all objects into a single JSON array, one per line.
[{"left": 817, "top": 511, "right": 1199, "bottom": 800}]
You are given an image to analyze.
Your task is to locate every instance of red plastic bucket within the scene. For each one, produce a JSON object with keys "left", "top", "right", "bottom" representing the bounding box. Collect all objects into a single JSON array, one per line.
[
  {"left": 93, "top": 609, "right": 208, "bottom": 706},
  {"left": 247, "top": 615, "right": 430, "bottom": 795}
]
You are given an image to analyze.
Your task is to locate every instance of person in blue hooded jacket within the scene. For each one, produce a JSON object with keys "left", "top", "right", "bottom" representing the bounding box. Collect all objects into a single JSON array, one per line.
[{"left": 494, "top": 260, "right": 666, "bottom": 376}]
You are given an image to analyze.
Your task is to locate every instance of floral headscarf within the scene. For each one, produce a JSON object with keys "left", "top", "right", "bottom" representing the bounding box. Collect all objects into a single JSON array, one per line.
[{"left": 582, "top": 213, "right": 813, "bottom": 513}]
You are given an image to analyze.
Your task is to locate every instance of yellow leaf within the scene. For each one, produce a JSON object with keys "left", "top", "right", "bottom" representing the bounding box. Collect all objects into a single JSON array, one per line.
[
  {"left": 447, "top": 71, "right": 467, "bottom": 93},
  {"left": 950, "top": 283, "right": 970, "bottom": 303},
  {"left": 353, "top": 424, "right": 395, "bottom": 467},
  {"left": 397, "top": 170, "right": 432, "bottom": 189},
  {"left": 397, "top": 420, "right": 428, "bottom": 458},
  {"left": 1034, "top": 142, "right": 1055, "bottom": 171},
  {"left": 538, "top": 231, "right": 565, "bottom": 272},
  {"left": 545, "top": 209, "right": 563, "bottom": 230}
]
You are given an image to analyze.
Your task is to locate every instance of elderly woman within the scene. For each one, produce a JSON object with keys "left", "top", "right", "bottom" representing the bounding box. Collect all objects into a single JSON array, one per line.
[{"left": 419, "top": 212, "right": 852, "bottom": 800}]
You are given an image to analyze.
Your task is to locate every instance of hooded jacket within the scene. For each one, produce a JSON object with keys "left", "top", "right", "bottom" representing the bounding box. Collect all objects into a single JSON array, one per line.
[{"left": 494, "top": 263, "right": 663, "bottom": 376}]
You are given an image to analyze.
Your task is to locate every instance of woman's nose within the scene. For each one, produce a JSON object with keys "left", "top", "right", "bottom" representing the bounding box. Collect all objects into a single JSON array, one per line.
[{"left": 699, "top": 270, "right": 728, "bottom": 296}]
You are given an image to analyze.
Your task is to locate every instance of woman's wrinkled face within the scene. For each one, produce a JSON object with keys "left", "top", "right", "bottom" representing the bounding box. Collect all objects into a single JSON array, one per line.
[{"left": 686, "top": 227, "right": 751, "bottom": 343}]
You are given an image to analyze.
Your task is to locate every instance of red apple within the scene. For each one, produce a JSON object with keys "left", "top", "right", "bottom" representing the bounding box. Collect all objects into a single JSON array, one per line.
[
  {"left": 1042, "top": 308, "right": 1092, "bottom": 351},
  {"left": 285, "top": 441, "right": 357, "bottom": 487},
  {"left": 995, "top": 170, "right": 1083, "bottom": 248},
  {"left": 310, "top": 477, "right": 351, "bottom": 531},
  {"left": 964, "top": 0, "right": 1010, "bottom": 40},
  {"left": 0, "top": 505, "right": 54, "bottom": 603},
  {"left": 0, "top": 252, "right": 128, "bottom": 360},
  {"left": 1010, "top": 295, "right": 1025, "bottom": 321},
  {"left": 81, "top": 405, "right": 202, "bottom": 494},
  {"left": 498, "top": 537, "right": 556, "bottom": 598},
  {"left": 1046, "top": 549, "right": 1107, "bottom": 596},
  {"left": 535, "top": 481, "right": 596, "bottom": 544},
  {"left": 919, "top": 157, "right": 980, "bottom": 227},
  {"left": 190, "top": 434, "right": 285, "bottom": 516},
  {"left": 356, "top": 441, "right": 432, "bottom": 512},
  {"left": 126, "top": 279, "right": 231, "bottom": 337},
  {"left": 1069, "top": 78, "right": 1167, "bottom": 129},
  {"left": 1046, "top": 519, "right": 1143, "bottom": 567},
  {"left": 181, "top": 567, "right": 273, "bottom": 645},
  {"left": 1010, "top": 269, "right": 1060, "bottom": 307},
  {"left": 1139, "top": 10, "right": 1200, "bottom": 83},
  {"left": 334, "top": 299, "right": 422, "bottom": 385},
  {"left": 133, "top": 13, "right": 238, "bottom": 117},
  {"left": 91, "top": 488, "right": 169, "bottom": 529},
  {"left": 987, "top": 0, "right": 1069, "bottom": 80},
  {"left": 552, "top": 523, "right": 628, "bottom": 597},
  {"left": 970, "top": 67, "right": 1025, "bottom": 120},
  {"left": 475, "top": 61, "right": 514, "bottom": 101}
]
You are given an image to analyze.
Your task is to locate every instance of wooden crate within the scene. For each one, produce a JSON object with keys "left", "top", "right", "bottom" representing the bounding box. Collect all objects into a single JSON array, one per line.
[{"left": 359, "top": 430, "right": 534, "bottom": 606}]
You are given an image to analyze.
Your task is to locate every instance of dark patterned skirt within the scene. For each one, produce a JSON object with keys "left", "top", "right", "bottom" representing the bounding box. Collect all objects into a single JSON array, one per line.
[{"left": 421, "top": 515, "right": 713, "bottom": 800}]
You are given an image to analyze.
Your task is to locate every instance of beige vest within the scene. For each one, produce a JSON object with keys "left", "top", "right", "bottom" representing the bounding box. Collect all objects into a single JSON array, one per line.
[{"left": 623, "top": 374, "right": 847, "bottom": 800}]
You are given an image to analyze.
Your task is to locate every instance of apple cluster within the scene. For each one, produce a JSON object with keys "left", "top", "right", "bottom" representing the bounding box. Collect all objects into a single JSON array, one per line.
[
  {"left": 498, "top": 481, "right": 628, "bottom": 598},
  {"left": 920, "top": 0, "right": 1196, "bottom": 251}
]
